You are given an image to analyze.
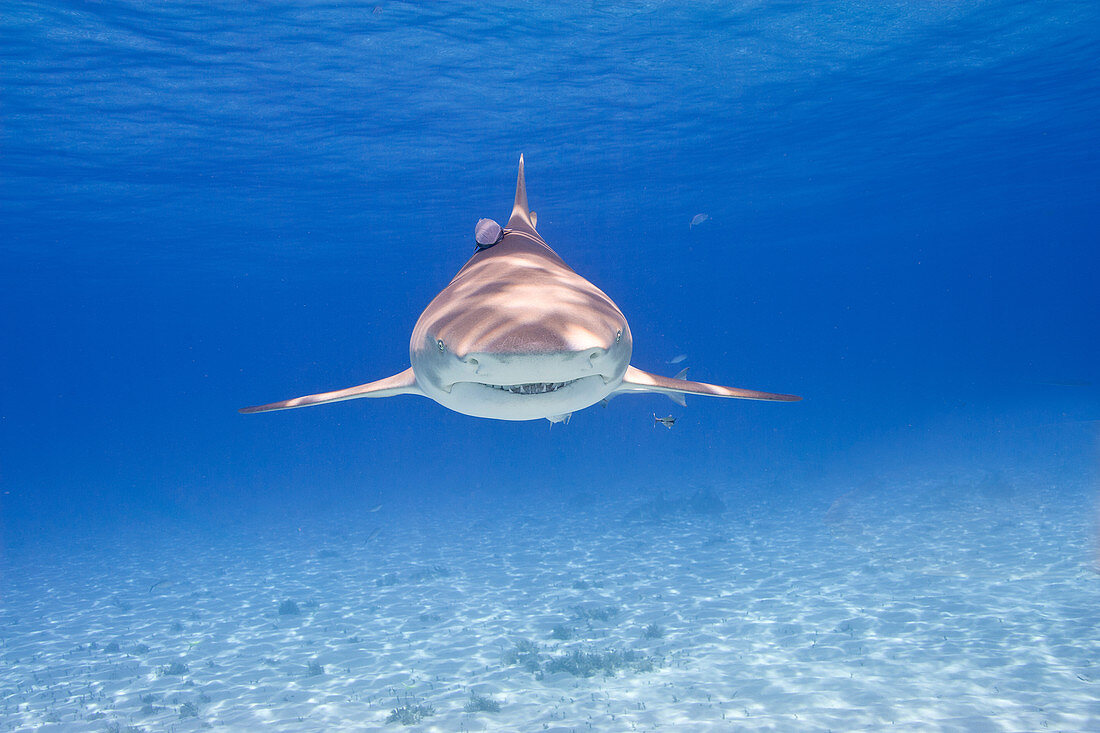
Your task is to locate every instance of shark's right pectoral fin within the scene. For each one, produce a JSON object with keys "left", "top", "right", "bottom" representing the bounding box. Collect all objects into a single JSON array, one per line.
[
  {"left": 239, "top": 367, "right": 421, "bottom": 414},
  {"left": 611, "top": 365, "right": 801, "bottom": 403}
]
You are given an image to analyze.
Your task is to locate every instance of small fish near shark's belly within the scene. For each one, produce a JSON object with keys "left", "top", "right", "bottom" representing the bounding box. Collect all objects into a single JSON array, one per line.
[{"left": 432, "top": 375, "right": 612, "bottom": 421}]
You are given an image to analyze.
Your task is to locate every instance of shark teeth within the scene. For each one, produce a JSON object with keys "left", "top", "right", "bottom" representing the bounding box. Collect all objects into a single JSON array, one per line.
[{"left": 487, "top": 380, "right": 577, "bottom": 395}]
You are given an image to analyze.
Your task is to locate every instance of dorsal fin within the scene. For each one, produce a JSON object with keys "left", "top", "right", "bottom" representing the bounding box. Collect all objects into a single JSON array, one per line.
[{"left": 507, "top": 154, "right": 536, "bottom": 231}]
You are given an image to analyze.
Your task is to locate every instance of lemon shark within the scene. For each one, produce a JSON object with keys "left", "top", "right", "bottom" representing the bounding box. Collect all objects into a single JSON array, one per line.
[{"left": 241, "top": 156, "right": 799, "bottom": 421}]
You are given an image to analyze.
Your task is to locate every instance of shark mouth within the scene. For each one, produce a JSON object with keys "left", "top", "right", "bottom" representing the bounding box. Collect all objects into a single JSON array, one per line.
[{"left": 484, "top": 379, "right": 580, "bottom": 395}]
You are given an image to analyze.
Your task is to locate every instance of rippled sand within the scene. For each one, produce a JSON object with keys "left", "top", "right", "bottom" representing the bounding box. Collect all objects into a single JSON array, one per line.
[{"left": 2, "top": 475, "right": 1098, "bottom": 731}]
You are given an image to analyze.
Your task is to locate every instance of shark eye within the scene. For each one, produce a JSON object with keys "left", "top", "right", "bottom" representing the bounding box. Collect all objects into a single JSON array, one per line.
[
  {"left": 437, "top": 339, "right": 446, "bottom": 352},
  {"left": 615, "top": 329, "right": 623, "bottom": 344}
]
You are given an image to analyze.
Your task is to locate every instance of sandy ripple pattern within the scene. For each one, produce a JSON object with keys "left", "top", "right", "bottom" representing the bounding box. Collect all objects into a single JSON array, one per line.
[{"left": 1, "top": 476, "right": 1099, "bottom": 731}]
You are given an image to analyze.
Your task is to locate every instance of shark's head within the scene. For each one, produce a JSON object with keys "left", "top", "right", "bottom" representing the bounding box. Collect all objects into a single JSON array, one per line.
[
  {"left": 409, "top": 244, "right": 633, "bottom": 420},
  {"left": 410, "top": 157, "right": 632, "bottom": 420}
]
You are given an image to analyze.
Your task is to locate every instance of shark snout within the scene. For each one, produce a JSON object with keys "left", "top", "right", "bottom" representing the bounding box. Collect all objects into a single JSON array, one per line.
[
  {"left": 451, "top": 346, "right": 616, "bottom": 386},
  {"left": 463, "top": 347, "right": 605, "bottom": 368}
]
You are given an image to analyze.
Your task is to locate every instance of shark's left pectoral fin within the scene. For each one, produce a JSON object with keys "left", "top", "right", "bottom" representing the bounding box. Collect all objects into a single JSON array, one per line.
[
  {"left": 612, "top": 365, "right": 801, "bottom": 403},
  {"left": 240, "top": 367, "right": 421, "bottom": 414}
]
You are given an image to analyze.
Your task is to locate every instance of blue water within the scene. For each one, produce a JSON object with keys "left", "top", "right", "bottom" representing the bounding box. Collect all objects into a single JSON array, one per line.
[{"left": 2, "top": 1, "right": 1099, "bottom": 729}]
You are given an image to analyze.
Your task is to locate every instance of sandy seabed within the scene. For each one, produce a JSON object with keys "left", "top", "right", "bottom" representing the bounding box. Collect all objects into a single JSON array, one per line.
[{"left": 2, "top": 473, "right": 1098, "bottom": 732}]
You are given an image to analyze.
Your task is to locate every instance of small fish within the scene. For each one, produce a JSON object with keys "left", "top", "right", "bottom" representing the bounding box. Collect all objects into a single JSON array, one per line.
[
  {"left": 364, "top": 527, "right": 382, "bottom": 543},
  {"left": 689, "top": 213, "right": 709, "bottom": 229},
  {"left": 368, "top": 504, "right": 383, "bottom": 513},
  {"left": 668, "top": 354, "right": 687, "bottom": 364},
  {"left": 654, "top": 413, "right": 676, "bottom": 429}
]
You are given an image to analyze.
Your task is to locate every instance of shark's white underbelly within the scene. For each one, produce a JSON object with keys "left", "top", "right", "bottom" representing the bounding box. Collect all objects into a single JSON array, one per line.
[{"left": 424, "top": 374, "right": 614, "bottom": 421}]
